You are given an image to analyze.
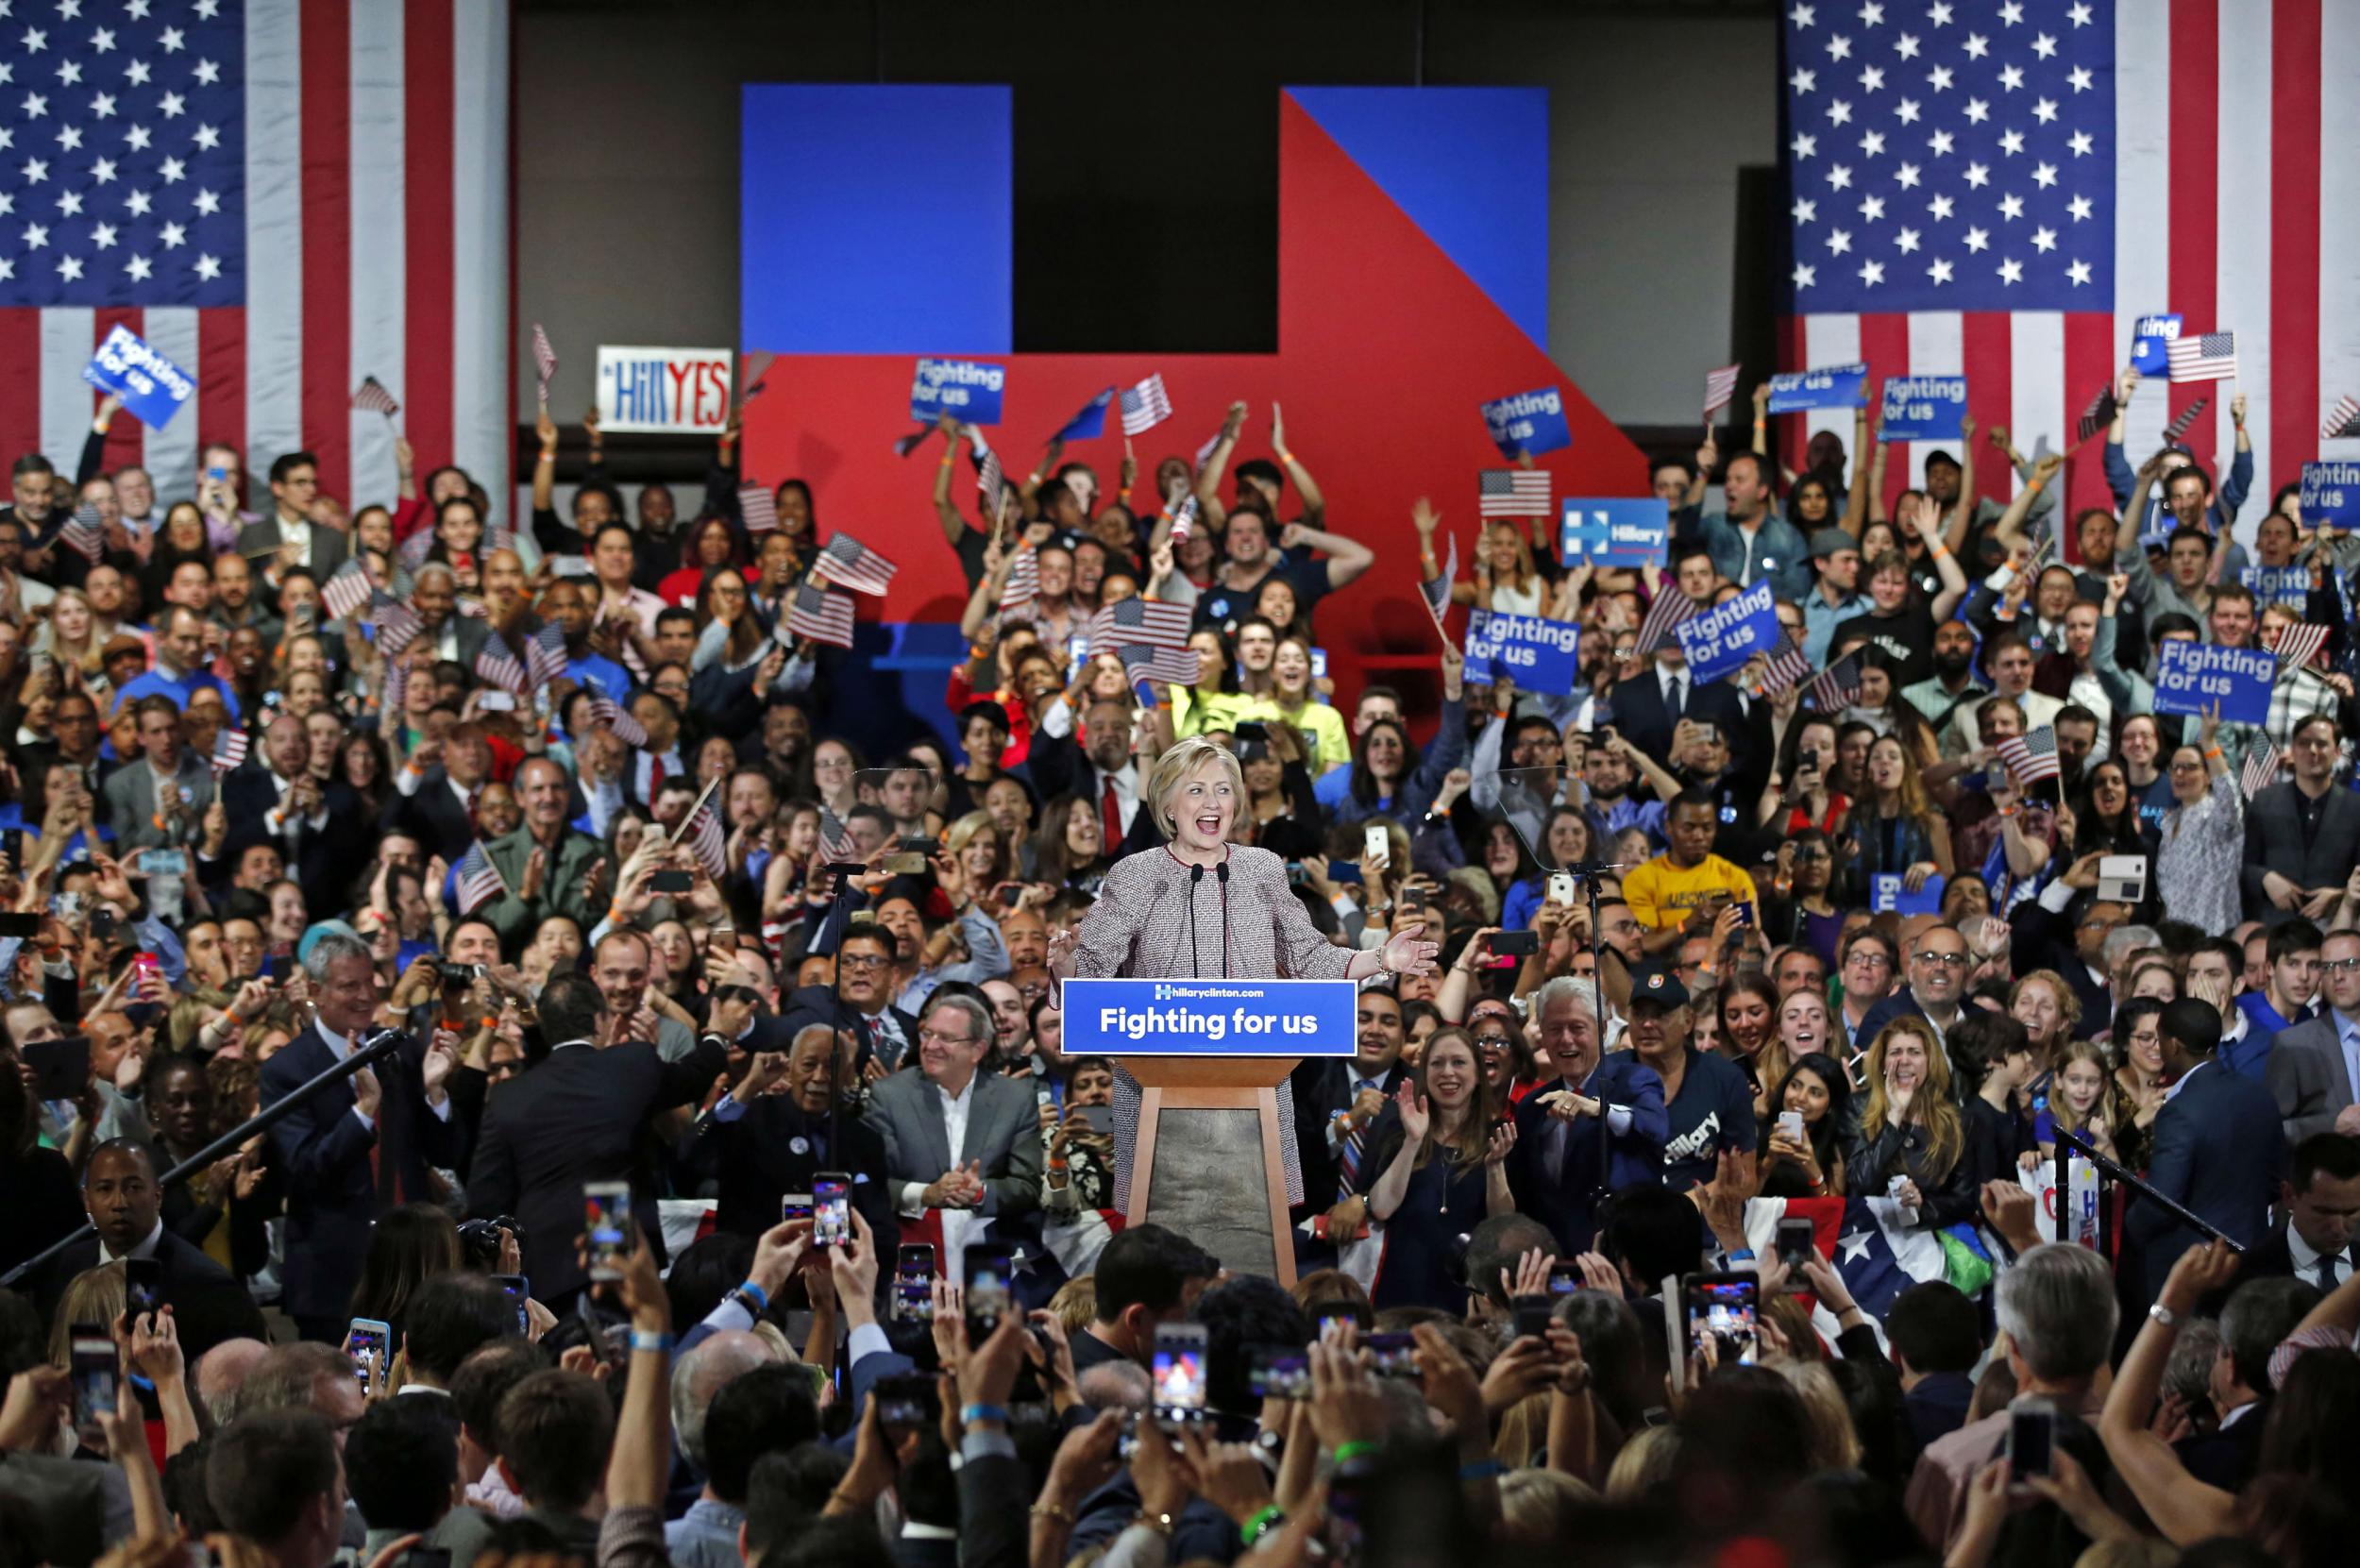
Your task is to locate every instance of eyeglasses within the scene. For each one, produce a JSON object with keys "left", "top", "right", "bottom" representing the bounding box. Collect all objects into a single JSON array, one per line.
[
  {"left": 2324, "top": 957, "right": 2360, "bottom": 974},
  {"left": 917, "top": 1027, "right": 976, "bottom": 1048},
  {"left": 838, "top": 953, "right": 890, "bottom": 970},
  {"left": 1913, "top": 951, "right": 1968, "bottom": 968},
  {"left": 1846, "top": 951, "right": 1892, "bottom": 969},
  {"left": 1795, "top": 847, "right": 1832, "bottom": 861}
]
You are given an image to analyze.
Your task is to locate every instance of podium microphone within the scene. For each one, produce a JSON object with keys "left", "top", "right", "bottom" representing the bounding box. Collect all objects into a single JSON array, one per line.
[
  {"left": 1214, "top": 860, "right": 1232, "bottom": 978},
  {"left": 1188, "top": 863, "right": 1205, "bottom": 978}
]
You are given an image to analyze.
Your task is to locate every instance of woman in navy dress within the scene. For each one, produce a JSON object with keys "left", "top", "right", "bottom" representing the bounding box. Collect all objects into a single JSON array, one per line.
[{"left": 1362, "top": 1027, "right": 1517, "bottom": 1312}]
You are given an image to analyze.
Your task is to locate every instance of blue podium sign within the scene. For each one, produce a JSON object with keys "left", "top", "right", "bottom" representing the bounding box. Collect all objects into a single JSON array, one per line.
[{"left": 1062, "top": 978, "right": 1358, "bottom": 1057}]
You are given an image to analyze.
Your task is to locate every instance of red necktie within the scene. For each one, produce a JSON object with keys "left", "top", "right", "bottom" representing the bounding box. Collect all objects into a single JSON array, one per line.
[
  {"left": 465, "top": 786, "right": 482, "bottom": 834},
  {"left": 1101, "top": 777, "right": 1121, "bottom": 851},
  {"left": 649, "top": 754, "right": 665, "bottom": 797}
]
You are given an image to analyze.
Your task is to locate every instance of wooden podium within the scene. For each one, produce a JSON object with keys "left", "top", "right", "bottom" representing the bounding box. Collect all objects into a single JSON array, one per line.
[{"left": 1120, "top": 1054, "right": 1300, "bottom": 1287}]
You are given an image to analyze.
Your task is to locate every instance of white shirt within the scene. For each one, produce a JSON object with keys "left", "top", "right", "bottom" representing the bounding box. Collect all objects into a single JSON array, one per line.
[
  {"left": 1659, "top": 665, "right": 1689, "bottom": 714},
  {"left": 1092, "top": 764, "right": 1141, "bottom": 835},
  {"left": 100, "top": 1218, "right": 165, "bottom": 1264},
  {"left": 2335, "top": 1008, "right": 2360, "bottom": 1104},
  {"left": 900, "top": 1071, "right": 980, "bottom": 1278},
  {"left": 631, "top": 749, "right": 685, "bottom": 803},
  {"left": 319, "top": 1017, "right": 453, "bottom": 1128},
  {"left": 2288, "top": 1222, "right": 2350, "bottom": 1289},
  {"left": 264, "top": 767, "right": 328, "bottom": 836},
  {"left": 2165, "top": 1057, "right": 2208, "bottom": 1104}
]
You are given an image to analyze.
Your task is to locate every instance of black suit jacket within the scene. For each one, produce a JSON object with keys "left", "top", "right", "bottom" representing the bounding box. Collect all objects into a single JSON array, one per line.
[
  {"left": 2243, "top": 780, "right": 2360, "bottom": 925},
  {"left": 1607, "top": 665, "right": 1753, "bottom": 779},
  {"left": 220, "top": 767, "right": 366, "bottom": 915},
  {"left": 260, "top": 1026, "right": 459, "bottom": 1320},
  {"left": 465, "top": 1037, "right": 726, "bottom": 1299},
  {"left": 35, "top": 1230, "right": 266, "bottom": 1361},
  {"left": 783, "top": 984, "right": 919, "bottom": 1075},
  {"left": 2177, "top": 1402, "right": 2269, "bottom": 1492},
  {"left": 1288, "top": 1058, "right": 1409, "bottom": 1214},
  {"left": 2007, "top": 900, "right": 2110, "bottom": 1039},
  {"left": 2126, "top": 1060, "right": 2286, "bottom": 1303},
  {"left": 380, "top": 767, "right": 482, "bottom": 863},
  {"left": 700, "top": 1092, "right": 896, "bottom": 1252}
]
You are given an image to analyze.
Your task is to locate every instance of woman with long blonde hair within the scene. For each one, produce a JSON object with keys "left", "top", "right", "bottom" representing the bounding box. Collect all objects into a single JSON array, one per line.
[
  {"left": 30, "top": 585, "right": 105, "bottom": 678},
  {"left": 1838, "top": 732, "right": 1953, "bottom": 901},
  {"left": 1453, "top": 518, "right": 1546, "bottom": 615},
  {"left": 1846, "top": 1017, "right": 1976, "bottom": 1229}
]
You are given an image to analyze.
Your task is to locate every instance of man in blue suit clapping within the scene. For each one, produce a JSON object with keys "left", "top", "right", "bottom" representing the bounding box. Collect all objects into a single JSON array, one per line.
[{"left": 1508, "top": 975, "right": 1669, "bottom": 1255}]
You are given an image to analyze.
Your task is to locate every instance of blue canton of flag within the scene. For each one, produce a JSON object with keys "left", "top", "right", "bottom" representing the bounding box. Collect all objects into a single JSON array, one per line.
[
  {"left": 1831, "top": 1196, "right": 1949, "bottom": 1322},
  {"left": 1780, "top": 3, "right": 2116, "bottom": 313},
  {"left": 0, "top": 2, "right": 247, "bottom": 309}
]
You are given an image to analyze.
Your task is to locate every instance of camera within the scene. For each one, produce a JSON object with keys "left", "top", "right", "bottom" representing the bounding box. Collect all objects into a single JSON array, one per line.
[
  {"left": 457, "top": 1216, "right": 520, "bottom": 1270},
  {"left": 439, "top": 961, "right": 485, "bottom": 986}
]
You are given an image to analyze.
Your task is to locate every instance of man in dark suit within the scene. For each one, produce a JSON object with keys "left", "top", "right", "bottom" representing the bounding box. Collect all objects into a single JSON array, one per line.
[
  {"left": 2237, "top": 1132, "right": 2360, "bottom": 1290},
  {"left": 260, "top": 933, "right": 464, "bottom": 1342},
  {"left": 1020, "top": 699, "right": 1163, "bottom": 861},
  {"left": 1854, "top": 922, "right": 1974, "bottom": 1053},
  {"left": 1288, "top": 986, "right": 1410, "bottom": 1229},
  {"left": 15, "top": 689, "right": 113, "bottom": 826},
  {"left": 700, "top": 1019, "right": 895, "bottom": 1251},
  {"left": 33, "top": 1139, "right": 265, "bottom": 1361},
  {"left": 2006, "top": 875, "right": 2126, "bottom": 1040},
  {"left": 1605, "top": 631, "right": 1753, "bottom": 782},
  {"left": 2267, "top": 927, "right": 2360, "bottom": 1141},
  {"left": 2242, "top": 714, "right": 2360, "bottom": 925},
  {"left": 785, "top": 924, "right": 920, "bottom": 1074},
  {"left": 380, "top": 723, "right": 499, "bottom": 863},
  {"left": 466, "top": 970, "right": 726, "bottom": 1306},
  {"left": 236, "top": 450, "right": 349, "bottom": 587},
  {"left": 220, "top": 712, "right": 362, "bottom": 916},
  {"left": 2176, "top": 1276, "right": 2320, "bottom": 1492},
  {"left": 1507, "top": 975, "right": 1668, "bottom": 1255},
  {"left": 2126, "top": 1000, "right": 2287, "bottom": 1307},
  {"left": 863, "top": 991, "right": 1043, "bottom": 1281}
]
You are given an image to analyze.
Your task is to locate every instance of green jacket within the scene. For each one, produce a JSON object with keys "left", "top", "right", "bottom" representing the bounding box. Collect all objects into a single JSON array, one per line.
[{"left": 480, "top": 824, "right": 605, "bottom": 954}]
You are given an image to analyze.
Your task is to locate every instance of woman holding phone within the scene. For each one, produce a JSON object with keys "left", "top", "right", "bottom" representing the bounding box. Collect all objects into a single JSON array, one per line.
[
  {"left": 1360, "top": 1028, "right": 1515, "bottom": 1311},
  {"left": 1757, "top": 1052, "right": 1850, "bottom": 1199}
]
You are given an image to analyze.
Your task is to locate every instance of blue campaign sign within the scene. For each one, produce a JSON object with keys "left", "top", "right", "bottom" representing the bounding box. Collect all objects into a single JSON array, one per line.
[
  {"left": 2301, "top": 462, "right": 2360, "bottom": 529},
  {"left": 1560, "top": 497, "right": 1669, "bottom": 567},
  {"left": 1062, "top": 977, "right": 1359, "bottom": 1058},
  {"left": 2130, "top": 313, "right": 2183, "bottom": 377},
  {"left": 82, "top": 325, "right": 194, "bottom": 430},
  {"left": 1879, "top": 376, "right": 1968, "bottom": 442},
  {"left": 1479, "top": 386, "right": 1571, "bottom": 458},
  {"left": 1675, "top": 580, "right": 1779, "bottom": 683},
  {"left": 909, "top": 358, "right": 1006, "bottom": 424},
  {"left": 2154, "top": 639, "right": 2275, "bottom": 727},
  {"left": 2240, "top": 566, "right": 2312, "bottom": 610},
  {"left": 1465, "top": 610, "right": 1582, "bottom": 695},
  {"left": 1871, "top": 873, "right": 1946, "bottom": 916},
  {"left": 1765, "top": 362, "right": 1867, "bottom": 413}
]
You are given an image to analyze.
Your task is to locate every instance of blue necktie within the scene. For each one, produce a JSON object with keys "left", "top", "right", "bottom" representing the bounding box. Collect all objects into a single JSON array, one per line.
[{"left": 1338, "top": 1078, "right": 1377, "bottom": 1199}]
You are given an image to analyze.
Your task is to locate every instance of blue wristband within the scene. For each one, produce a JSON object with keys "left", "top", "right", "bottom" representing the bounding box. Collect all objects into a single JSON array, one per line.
[
  {"left": 961, "top": 1402, "right": 1009, "bottom": 1426},
  {"left": 1726, "top": 1248, "right": 1756, "bottom": 1262},
  {"left": 630, "top": 1330, "right": 675, "bottom": 1353},
  {"left": 737, "top": 1279, "right": 770, "bottom": 1311}
]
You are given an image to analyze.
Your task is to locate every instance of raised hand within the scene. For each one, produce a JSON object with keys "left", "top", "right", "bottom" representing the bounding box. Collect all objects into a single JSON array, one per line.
[{"left": 1395, "top": 1079, "right": 1430, "bottom": 1144}]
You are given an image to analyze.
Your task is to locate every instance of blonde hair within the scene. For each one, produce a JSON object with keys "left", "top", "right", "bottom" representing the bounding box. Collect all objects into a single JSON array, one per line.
[
  {"left": 1144, "top": 736, "right": 1245, "bottom": 838},
  {"left": 1777, "top": 1360, "right": 1863, "bottom": 1471},
  {"left": 1604, "top": 1424, "right": 1681, "bottom": 1504},
  {"left": 2011, "top": 969, "right": 2083, "bottom": 1051},
  {"left": 1049, "top": 1276, "right": 1096, "bottom": 1336},
  {"left": 1859, "top": 1016, "right": 1965, "bottom": 1182},
  {"left": 48, "top": 1266, "right": 126, "bottom": 1368},
  {"left": 1498, "top": 1467, "right": 1597, "bottom": 1546},
  {"left": 943, "top": 809, "right": 1012, "bottom": 886}
]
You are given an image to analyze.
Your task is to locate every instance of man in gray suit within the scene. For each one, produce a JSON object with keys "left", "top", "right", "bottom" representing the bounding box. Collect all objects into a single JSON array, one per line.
[
  {"left": 101, "top": 693, "right": 218, "bottom": 851},
  {"left": 236, "top": 450, "right": 348, "bottom": 588},
  {"left": 2269, "top": 926, "right": 2360, "bottom": 1143},
  {"left": 2242, "top": 714, "right": 2360, "bottom": 925},
  {"left": 864, "top": 991, "right": 1042, "bottom": 1279}
]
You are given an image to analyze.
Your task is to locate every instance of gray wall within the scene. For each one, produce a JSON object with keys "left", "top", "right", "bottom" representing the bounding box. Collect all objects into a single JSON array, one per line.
[{"left": 514, "top": 2, "right": 1776, "bottom": 431}]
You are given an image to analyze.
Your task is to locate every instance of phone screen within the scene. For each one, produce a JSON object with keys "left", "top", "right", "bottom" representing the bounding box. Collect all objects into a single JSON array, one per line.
[
  {"left": 963, "top": 1247, "right": 1014, "bottom": 1340},
  {"left": 492, "top": 1274, "right": 531, "bottom": 1334},
  {"left": 70, "top": 1329, "right": 116, "bottom": 1427},
  {"left": 893, "top": 1244, "right": 936, "bottom": 1323},
  {"left": 813, "top": 1173, "right": 851, "bottom": 1247},
  {"left": 1684, "top": 1273, "right": 1760, "bottom": 1366},
  {"left": 584, "top": 1182, "right": 632, "bottom": 1280},
  {"left": 1547, "top": 1259, "right": 1582, "bottom": 1296},
  {"left": 876, "top": 1374, "right": 938, "bottom": 1435},
  {"left": 1365, "top": 1332, "right": 1421, "bottom": 1378},
  {"left": 1152, "top": 1325, "right": 1208, "bottom": 1423},
  {"left": 125, "top": 1257, "right": 162, "bottom": 1320},
  {"left": 781, "top": 1193, "right": 813, "bottom": 1224},
  {"left": 346, "top": 1319, "right": 392, "bottom": 1391},
  {"left": 1246, "top": 1346, "right": 1308, "bottom": 1400}
]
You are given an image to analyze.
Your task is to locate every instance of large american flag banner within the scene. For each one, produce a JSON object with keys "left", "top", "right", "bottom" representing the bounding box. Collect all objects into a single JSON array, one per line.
[
  {"left": 1778, "top": 0, "right": 2359, "bottom": 532},
  {"left": 0, "top": 1, "right": 512, "bottom": 513}
]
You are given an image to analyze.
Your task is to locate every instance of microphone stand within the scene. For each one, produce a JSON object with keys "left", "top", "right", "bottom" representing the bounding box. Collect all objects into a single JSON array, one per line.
[
  {"left": 2, "top": 1027, "right": 408, "bottom": 1290},
  {"left": 2054, "top": 1124, "right": 2237, "bottom": 1252}
]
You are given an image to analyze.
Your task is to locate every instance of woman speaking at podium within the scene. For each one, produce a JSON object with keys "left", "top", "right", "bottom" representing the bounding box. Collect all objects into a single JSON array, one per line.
[{"left": 1047, "top": 735, "right": 1440, "bottom": 1212}]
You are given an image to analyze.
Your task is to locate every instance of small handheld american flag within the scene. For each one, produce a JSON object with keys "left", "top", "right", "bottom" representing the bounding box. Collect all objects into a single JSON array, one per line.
[
  {"left": 2241, "top": 738, "right": 2283, "bottom": 798},
  {"left": 531, "top": 323, "right": 558, "bottom": 395},
  {"left": 2073, "top": 383, "right": 2118, "bottom": 444},
  {"left": 1703, "top": 364, "right": 1742, "bottom": 420},
  {"left": 977, "top": 447, "right": 1008, "bottom": 508},
  {"left": 2162, "top": 396, "right": 2212, "bottom": 445},
  {"left": 370, "top": 595, "right": 424, "bottom": 658},
  {"left": 812, "top": 534, "right": 898, "bottom": 597},
  {"left": 2273, "top": 622, "right": 2330, "bottom": 673},
  {"left": 1001, "top": 548, "right": 1040, "bottom": 619},
  {"left": 738, "top": 483, "right": 779, "bottom": 533},
  {"left": 381, "top": 659, "right": 409, "bottom": 717},
  {"left": 474, "top": 632, "right": 527, "bottom": 694},
  {"left": 1755, "top": 632, "right": 1816, "bottom": 699},
  {"left": 2166, "top": 331, "right": 2238, "bottom": 384},
  {"left": 1119, "top": 374, "right": 1172, "bottom": 437},
  {"left": 210, "top": 729, "right": 250, "bottom": 778},
  {"left": 672, "top": 781, "right": 728, "bottom": 881},
  {"left": 1477, "top": 469, "right": 1552, "bottom": 518},
  {"left": 453, "top": 841, "right": 508, "bottom": 917},
  {"left": 1193, "top": 426, "right": 1226, "bottom": 470},
  {"left": 1087, "top": 598, "right": 1192, "bottom": 651},
  {"left": 60, "top": 504, "right": 105, "bottom": 565},
  {"left": 586, "top": 695, "right": 649, "bottom": 749},
  {"left": 2323, "top": 396, "right": 2360, "bottom": 443},
  {"left": 1419, "top": 534, "right": 1458, "bottom": 638},
  {"left": 1114, "top": 643, "right": 1203, "bottom": 686},
  {"left": 1168, "top": 493, "right": 1198, "bottom": 544},
  {"left": 1634, "top": 587, "right": 1696, "bottom": 654},
  {"left": 526, "top": 624, "right": 569, "bottom": 692},
  {"left": 1807, "top": 652, "right": 1864, "bottom": 713},
  {"left": 351, "top": 377, "right": 401, "bottom": 419},
  {"left": 320, "top": 561, "right": 374, "bottom": 623},
  {"left": 818, "top": 809, "right": 857, "bottom": 864},
  {"left": 1995, "top": 727, "right": 2063, "bottom": 789},
  {"left": 788, "top": 583, "right": 857, "bottom": 649}
]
